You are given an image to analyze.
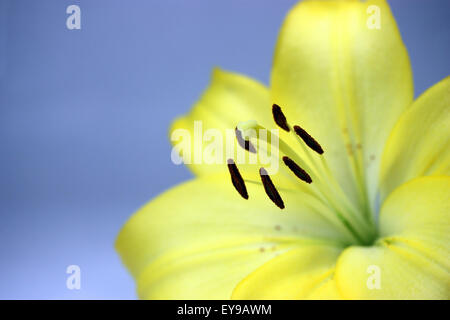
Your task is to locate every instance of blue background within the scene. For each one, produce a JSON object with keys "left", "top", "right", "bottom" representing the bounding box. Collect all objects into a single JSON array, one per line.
[{"left": 0, "top": 0, "right": 449, "bottom": 299}]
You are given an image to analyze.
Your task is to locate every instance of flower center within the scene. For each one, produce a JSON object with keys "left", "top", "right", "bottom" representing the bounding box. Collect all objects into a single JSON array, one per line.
[{"left": 227, "top": 104, "right": 378, "bottom": 246}]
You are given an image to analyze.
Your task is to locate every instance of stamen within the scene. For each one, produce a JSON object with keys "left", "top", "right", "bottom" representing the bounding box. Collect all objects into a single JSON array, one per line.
[
  {"left": 293, "top": 125, "right": 324, "bottom": 155},
  {"left": 259, "top": 167, "right": 284, "bottom": 209},
  {"left": 227, "top": 159, "right": 249, "bottom": 199},
  {"left": 282, "top": 156, "right": 312, "bottom": 184},
  {"left": 235, "top": 127, "right": 256, "bottom": 153},
  {"left": 272, "top": 104, "right": 290, "bottom": 132}
]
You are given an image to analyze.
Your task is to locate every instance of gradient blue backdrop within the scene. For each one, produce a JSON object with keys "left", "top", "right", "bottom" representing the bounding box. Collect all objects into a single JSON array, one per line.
[{"left": 0, "top": 0, "right": 449, "bottom": 299}]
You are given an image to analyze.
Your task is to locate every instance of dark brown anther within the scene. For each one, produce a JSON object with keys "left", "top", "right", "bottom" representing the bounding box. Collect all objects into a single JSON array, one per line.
[
  {"left": 272, "top": 104, "right": 290, "bottom": 132},
  {"left": 235, "top": 127, "right": 256, "bottom": 153},
  {"left": 293, "top": 125, "right": 324, "bottom": 155},
  {"left": 227, "top": 159, "right": 249, "bottom": 199},
  {"left": 259, "top": 167, "right": 284, "bottom": 209},
  {"left": 282, "top": 156, "right": 312, "bottom": 184}
]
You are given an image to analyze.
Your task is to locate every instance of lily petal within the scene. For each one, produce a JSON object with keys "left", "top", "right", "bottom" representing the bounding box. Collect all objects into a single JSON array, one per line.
[
  {"left": 380, "top": 77, "right": 450, "bottom": 200},
  {"left": 335, "top": 177, "right": 450, "bottom": 299},
  {"left": 116, "top": 174, "right": 352, "bottom": 299},
  {"left": 271, "top": 0, "right": 413, "bottom": 212},
  {"left": 231, "top": 245, "right": 343, "bottom": 299},
  {"left": 305, "top": 278, "right": 342, "bottom": 300}
]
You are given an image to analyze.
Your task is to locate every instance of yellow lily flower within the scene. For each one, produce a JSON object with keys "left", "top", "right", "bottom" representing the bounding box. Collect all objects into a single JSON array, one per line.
[{"left": 116, "top": 0, "right": 450, "bottom": 299}]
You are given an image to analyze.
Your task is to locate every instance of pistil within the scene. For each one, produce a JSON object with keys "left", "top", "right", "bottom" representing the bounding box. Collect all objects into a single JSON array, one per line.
[{"left": 226, "top": 104, "right": 377, "bottom": 245}]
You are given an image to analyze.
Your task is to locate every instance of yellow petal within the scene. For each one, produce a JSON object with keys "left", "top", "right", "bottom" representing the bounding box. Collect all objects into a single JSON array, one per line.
[
  {"left": 271, "top": 0, "right": 413, "bottom": 212},
  {"left": 231, "top": 245, "right": 343, "bottom": 299},
  {"left": 115, "top": 174, "right": 352, "bottom": 299},
  {"left": 335, "top": 177, "right": 450, "bottom": 299},
  {"left": 379, "top": 176, "right": 450, "bottom": 272},
  {"left": 380, "top": 77, "right": 450, "bottom": 200},
  {"left": 306, "top": 278, "right": 342, "bottom": 300},
  {"left": 170, "top": 68, "right": 276, "bottom": 178}
]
